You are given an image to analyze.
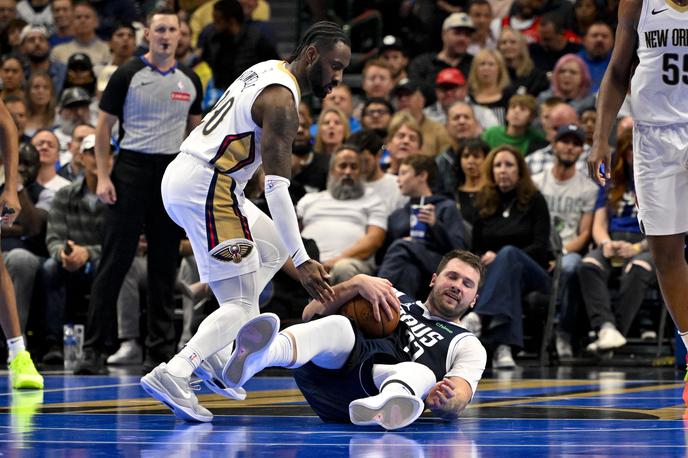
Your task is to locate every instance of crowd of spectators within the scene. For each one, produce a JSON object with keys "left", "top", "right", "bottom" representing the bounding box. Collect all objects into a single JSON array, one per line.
[{"left": 0, "top": 0, "right": 660, "bottom": 371}]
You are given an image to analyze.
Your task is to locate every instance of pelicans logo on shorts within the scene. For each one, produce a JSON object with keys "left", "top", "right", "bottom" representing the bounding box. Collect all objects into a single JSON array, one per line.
[{"left": 210, "top": 240, "right": 254, "bottom": 263}]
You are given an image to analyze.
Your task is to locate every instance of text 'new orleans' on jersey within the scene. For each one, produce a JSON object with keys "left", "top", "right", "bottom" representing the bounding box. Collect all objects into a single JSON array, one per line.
[{"left": 632, "top": 0, "right": 688, "bottom": 125}]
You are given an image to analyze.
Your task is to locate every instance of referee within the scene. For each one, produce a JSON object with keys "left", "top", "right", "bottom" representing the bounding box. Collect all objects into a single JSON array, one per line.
[{"left": 75, "top": 7, "right": 202, "bottom": 374}]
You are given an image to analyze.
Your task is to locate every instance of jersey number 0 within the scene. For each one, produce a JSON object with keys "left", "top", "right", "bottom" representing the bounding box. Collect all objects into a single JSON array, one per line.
[{"left": 202, "top": 93, "right": 235, "bottom": 135}]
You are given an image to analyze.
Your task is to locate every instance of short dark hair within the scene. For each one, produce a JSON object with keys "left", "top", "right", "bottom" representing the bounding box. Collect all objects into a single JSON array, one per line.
[
  {"left": 287, "top": 21, "right": 351, "bottom": 63},
  {"left": 400, "top": 154, "right": 438, "bottom": 189},
  {"left": 2, "top": 53, "right": 25, "bottom": 68},
  {"left": 455, "top": 137, "right": 489, "bottom": 187},
  {"left": 214, "top": 0, "right": 244, "bottom": 23},
  {"left": 587, "top": 20, "right": 613, "bottom": 33},
  {"left": 73, "top": 0, "right": 96, "bottom": 13},
  {"left": 3, "top": 94, "right": 26, "bottom": 106},
  {"left": 347, "top": 129, "right": 384, "bottom": 156},
  {"left": 146, "top": 6, "right": 178, "bottom": 26},
  {"left": 579, "top": 105, "right": 596, "bottom": 115},
  {"left": 436, "top": 249, "right": 484, "bottom": 287},
  {"left": 110, "top": 21, "right": 136, "bottom": 38},
  {"left": 541, "top": 12, "right": 566, "bottom": 34},
  {"left": 468, "top": 0, "right": 491, "bottom": 11},
  {"left": 458, "top": 137, "right": 490, "bottom": 157},
  {"left": 334, "top": 143, "right": 361, "bottom": 155},
  {"left": 362, "top": 97, "right": 394, "bottom": 118}
]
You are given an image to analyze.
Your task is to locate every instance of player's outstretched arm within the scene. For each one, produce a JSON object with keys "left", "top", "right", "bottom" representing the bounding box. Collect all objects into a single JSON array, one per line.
[
  {"left": 254, "top": 85, "right": 335, "bottom": 303},
  {"left": 589, "top": 0, "right": 641, "bottom": 186},
  {"left": 425, "top": 377, "right": 473, "bottom": 420},
  {"left": 302, "top": 274, "right": 400, "bottom": 322}
]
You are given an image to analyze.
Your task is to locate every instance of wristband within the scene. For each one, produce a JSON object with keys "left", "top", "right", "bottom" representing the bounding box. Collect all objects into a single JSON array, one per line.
[{"left": 264, "top": 175, "right": 310, "bottom": 267}]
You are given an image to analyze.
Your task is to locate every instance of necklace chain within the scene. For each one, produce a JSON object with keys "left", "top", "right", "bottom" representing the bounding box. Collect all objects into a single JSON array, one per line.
[{"left": 502, "top": 198, "right": 516, "bottom": 218}]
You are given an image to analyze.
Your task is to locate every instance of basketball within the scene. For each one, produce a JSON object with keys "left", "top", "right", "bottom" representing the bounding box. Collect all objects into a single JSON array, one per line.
[{"left": 339, "top": 295, "right": 400, "bottom": 338}]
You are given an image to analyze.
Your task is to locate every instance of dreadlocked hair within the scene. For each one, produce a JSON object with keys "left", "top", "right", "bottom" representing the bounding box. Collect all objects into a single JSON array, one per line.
[{"left": 287, "top": 21, "right": 350, "bottom": 63}]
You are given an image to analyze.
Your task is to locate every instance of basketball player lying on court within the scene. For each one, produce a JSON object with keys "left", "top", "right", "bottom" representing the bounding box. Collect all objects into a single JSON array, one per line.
[{"left": 223, "top": 249, "right": 487, "bottom": 430}]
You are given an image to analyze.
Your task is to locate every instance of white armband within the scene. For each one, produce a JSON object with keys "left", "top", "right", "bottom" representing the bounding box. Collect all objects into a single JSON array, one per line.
[{"left": 264, "top": 175, "right": 310, "bottom": 267}]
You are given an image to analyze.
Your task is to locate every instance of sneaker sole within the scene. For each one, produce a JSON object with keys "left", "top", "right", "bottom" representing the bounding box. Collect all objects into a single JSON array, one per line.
[
  {"left": 596, "top": 339, "right": 627, "bottom": 351},
  {"left": 349, "top": 395, "right": 424, "bottom": 430},
  {"left": 13, "top": 377, "right": 44, "bottom": 390},
  {"left": 140, "top": 374, "right": 212, "bottom": 423},
  {"left": 223, "top": 314, "right": 279, "bottom": 388},
  {"left": 107, "top": 357, "right": 143, "bottom": 366},
  {"left": 194, "top": 364, "right": 247, "bottom": 400}
]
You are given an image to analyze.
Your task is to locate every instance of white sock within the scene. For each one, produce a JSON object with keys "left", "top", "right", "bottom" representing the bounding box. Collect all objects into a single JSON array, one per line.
[
  {"left": 7, "top": 336, "right": 25, "bottom": 362},
  {"left": 373, "top": 362, "right": 436, "bottom": 399},
  {"left": 166, "top": 274, "right": 260, "bottom": 378},
  {"left": 266, "top": 333, "right": 294, "bottom": 367},
  {"left": 276, "top": 315, "right": 355, "bottom": 369},
  {"left": 679, "top": 329, "right": 688, "bottom": 351},
  {"left": 167, "top": 344, "right": 203, "bottom": 378}
]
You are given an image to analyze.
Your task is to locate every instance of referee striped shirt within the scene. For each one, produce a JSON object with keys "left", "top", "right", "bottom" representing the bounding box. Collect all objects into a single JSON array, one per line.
[{"left": 99, "top": 56, "right": 203, "bottom": 155}]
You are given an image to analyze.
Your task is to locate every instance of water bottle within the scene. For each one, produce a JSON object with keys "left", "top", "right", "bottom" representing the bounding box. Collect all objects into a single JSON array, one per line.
[{"left": 63, "top": 325, "right": 78, "bottom": 371}]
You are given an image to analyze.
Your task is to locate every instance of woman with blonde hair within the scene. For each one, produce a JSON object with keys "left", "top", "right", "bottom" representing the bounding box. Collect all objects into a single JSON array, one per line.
[
  {"left": 384, "top": 111, "right": 423, "bottom": 175},
  {"left": 468, "top": 48, "right": 512, "bottom": 126},
  {"left": 25, "top": 72, "right": 56, "bottom": 137},
  {"left": 313, "top": 107, "right": 350, "bottom": 156},
  {"left": 537, "top": 54, "right": 595, "bottom": 112},
  {"left": 497, "top": 27, "right": 549, "bottom": 97}
]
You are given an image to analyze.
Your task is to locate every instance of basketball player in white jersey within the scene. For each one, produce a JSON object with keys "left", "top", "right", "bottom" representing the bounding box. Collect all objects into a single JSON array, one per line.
[
  {"left": 589, "top": 0, "right": 688, "bottom": 399},
  {"left": 140, "top": 22, "right": 353, "bottom": 422}
]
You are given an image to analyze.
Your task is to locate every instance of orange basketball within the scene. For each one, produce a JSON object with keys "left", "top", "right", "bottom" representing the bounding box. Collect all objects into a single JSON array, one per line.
[{"left": 339, "top": 295, "right": 400, "bottom": 338}]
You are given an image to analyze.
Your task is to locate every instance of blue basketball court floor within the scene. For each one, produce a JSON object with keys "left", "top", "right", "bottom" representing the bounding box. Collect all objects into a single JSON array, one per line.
[{"left": 0, "top": 366, "right": 686, "bottom": 456}]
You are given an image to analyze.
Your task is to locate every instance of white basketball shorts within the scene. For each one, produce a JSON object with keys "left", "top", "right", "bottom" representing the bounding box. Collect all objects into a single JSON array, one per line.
[
  {"left": 633, "top": 122, "right": 688, "bottom": 236},
  {"left": 161, "top": 152, "right": 285, "bottom": 283}
]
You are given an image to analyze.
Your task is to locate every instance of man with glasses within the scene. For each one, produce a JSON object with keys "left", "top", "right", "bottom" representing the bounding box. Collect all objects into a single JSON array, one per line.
[{"left": 360, "top": 98, "right": 394, "bottom": 138}]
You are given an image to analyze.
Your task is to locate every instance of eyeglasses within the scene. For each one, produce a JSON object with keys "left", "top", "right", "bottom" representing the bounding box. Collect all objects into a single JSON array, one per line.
[{"left": 364, "top": 108, "right": 390, "bottom": 117}]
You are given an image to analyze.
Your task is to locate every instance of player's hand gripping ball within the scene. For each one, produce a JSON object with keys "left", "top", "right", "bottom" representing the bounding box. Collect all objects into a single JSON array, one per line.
[{"left": 339, "top": 295, "right": 400, "bottom": 338}]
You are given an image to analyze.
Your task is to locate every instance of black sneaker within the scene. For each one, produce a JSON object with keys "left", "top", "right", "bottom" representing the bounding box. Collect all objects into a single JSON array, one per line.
[{"left": 73, "top": 349, "right": 108, "bottom": 375}]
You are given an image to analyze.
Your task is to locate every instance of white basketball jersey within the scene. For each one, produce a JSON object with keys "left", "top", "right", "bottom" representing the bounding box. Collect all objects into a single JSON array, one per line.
[
  {"left": 631, "top": 0, "right": 688, "bottom": 125},
  {"left": 180, "top": 60, "right": 301, "bottom": 187}
]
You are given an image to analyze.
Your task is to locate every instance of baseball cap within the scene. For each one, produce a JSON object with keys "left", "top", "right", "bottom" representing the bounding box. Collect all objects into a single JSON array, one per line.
[
  {"left": 59, "top": 87, "right": 91, "bottom": 108},
  {"left": 19, "top": 25, "right": 48, "bottom": 43},
  {"left": 442, "top": 13, "right": 475, "bottom": 31},
  {"left": 80, "top": 134, "right": 95, "bottom": 153},
  {"left": 435, "top": 68, "right": 466, "bottom": 86},
  {"left": 554, "top": 124, "right": 585, "bottom": 144},
  {"left": 67, "top": 52, "right": 93, "bottom": 70},
  {"left": 393, "top": 78, "right": 421, "bottom": 96},
  {"left": 379, "top": 35, "right": 405, "bottom": 54}
]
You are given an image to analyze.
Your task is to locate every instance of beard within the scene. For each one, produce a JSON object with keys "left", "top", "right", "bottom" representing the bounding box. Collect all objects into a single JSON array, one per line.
[
  {"left": 308, "top": 59, "right": 329, "bottom": 99},
  {"left": 327, "top": 175, "right": 365, "bottom": 200},
  {"left": 27, "top": 51, "right": 49, "bottom": 64},
  {"left": 555, "top": 154, "right": 577, "bottom": 168},
  {"left": 292, "top": 140, "right": 311, "bottom": 157},
  {"left": 427, "top": 288, "right": 467, "bottom": 321}
]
